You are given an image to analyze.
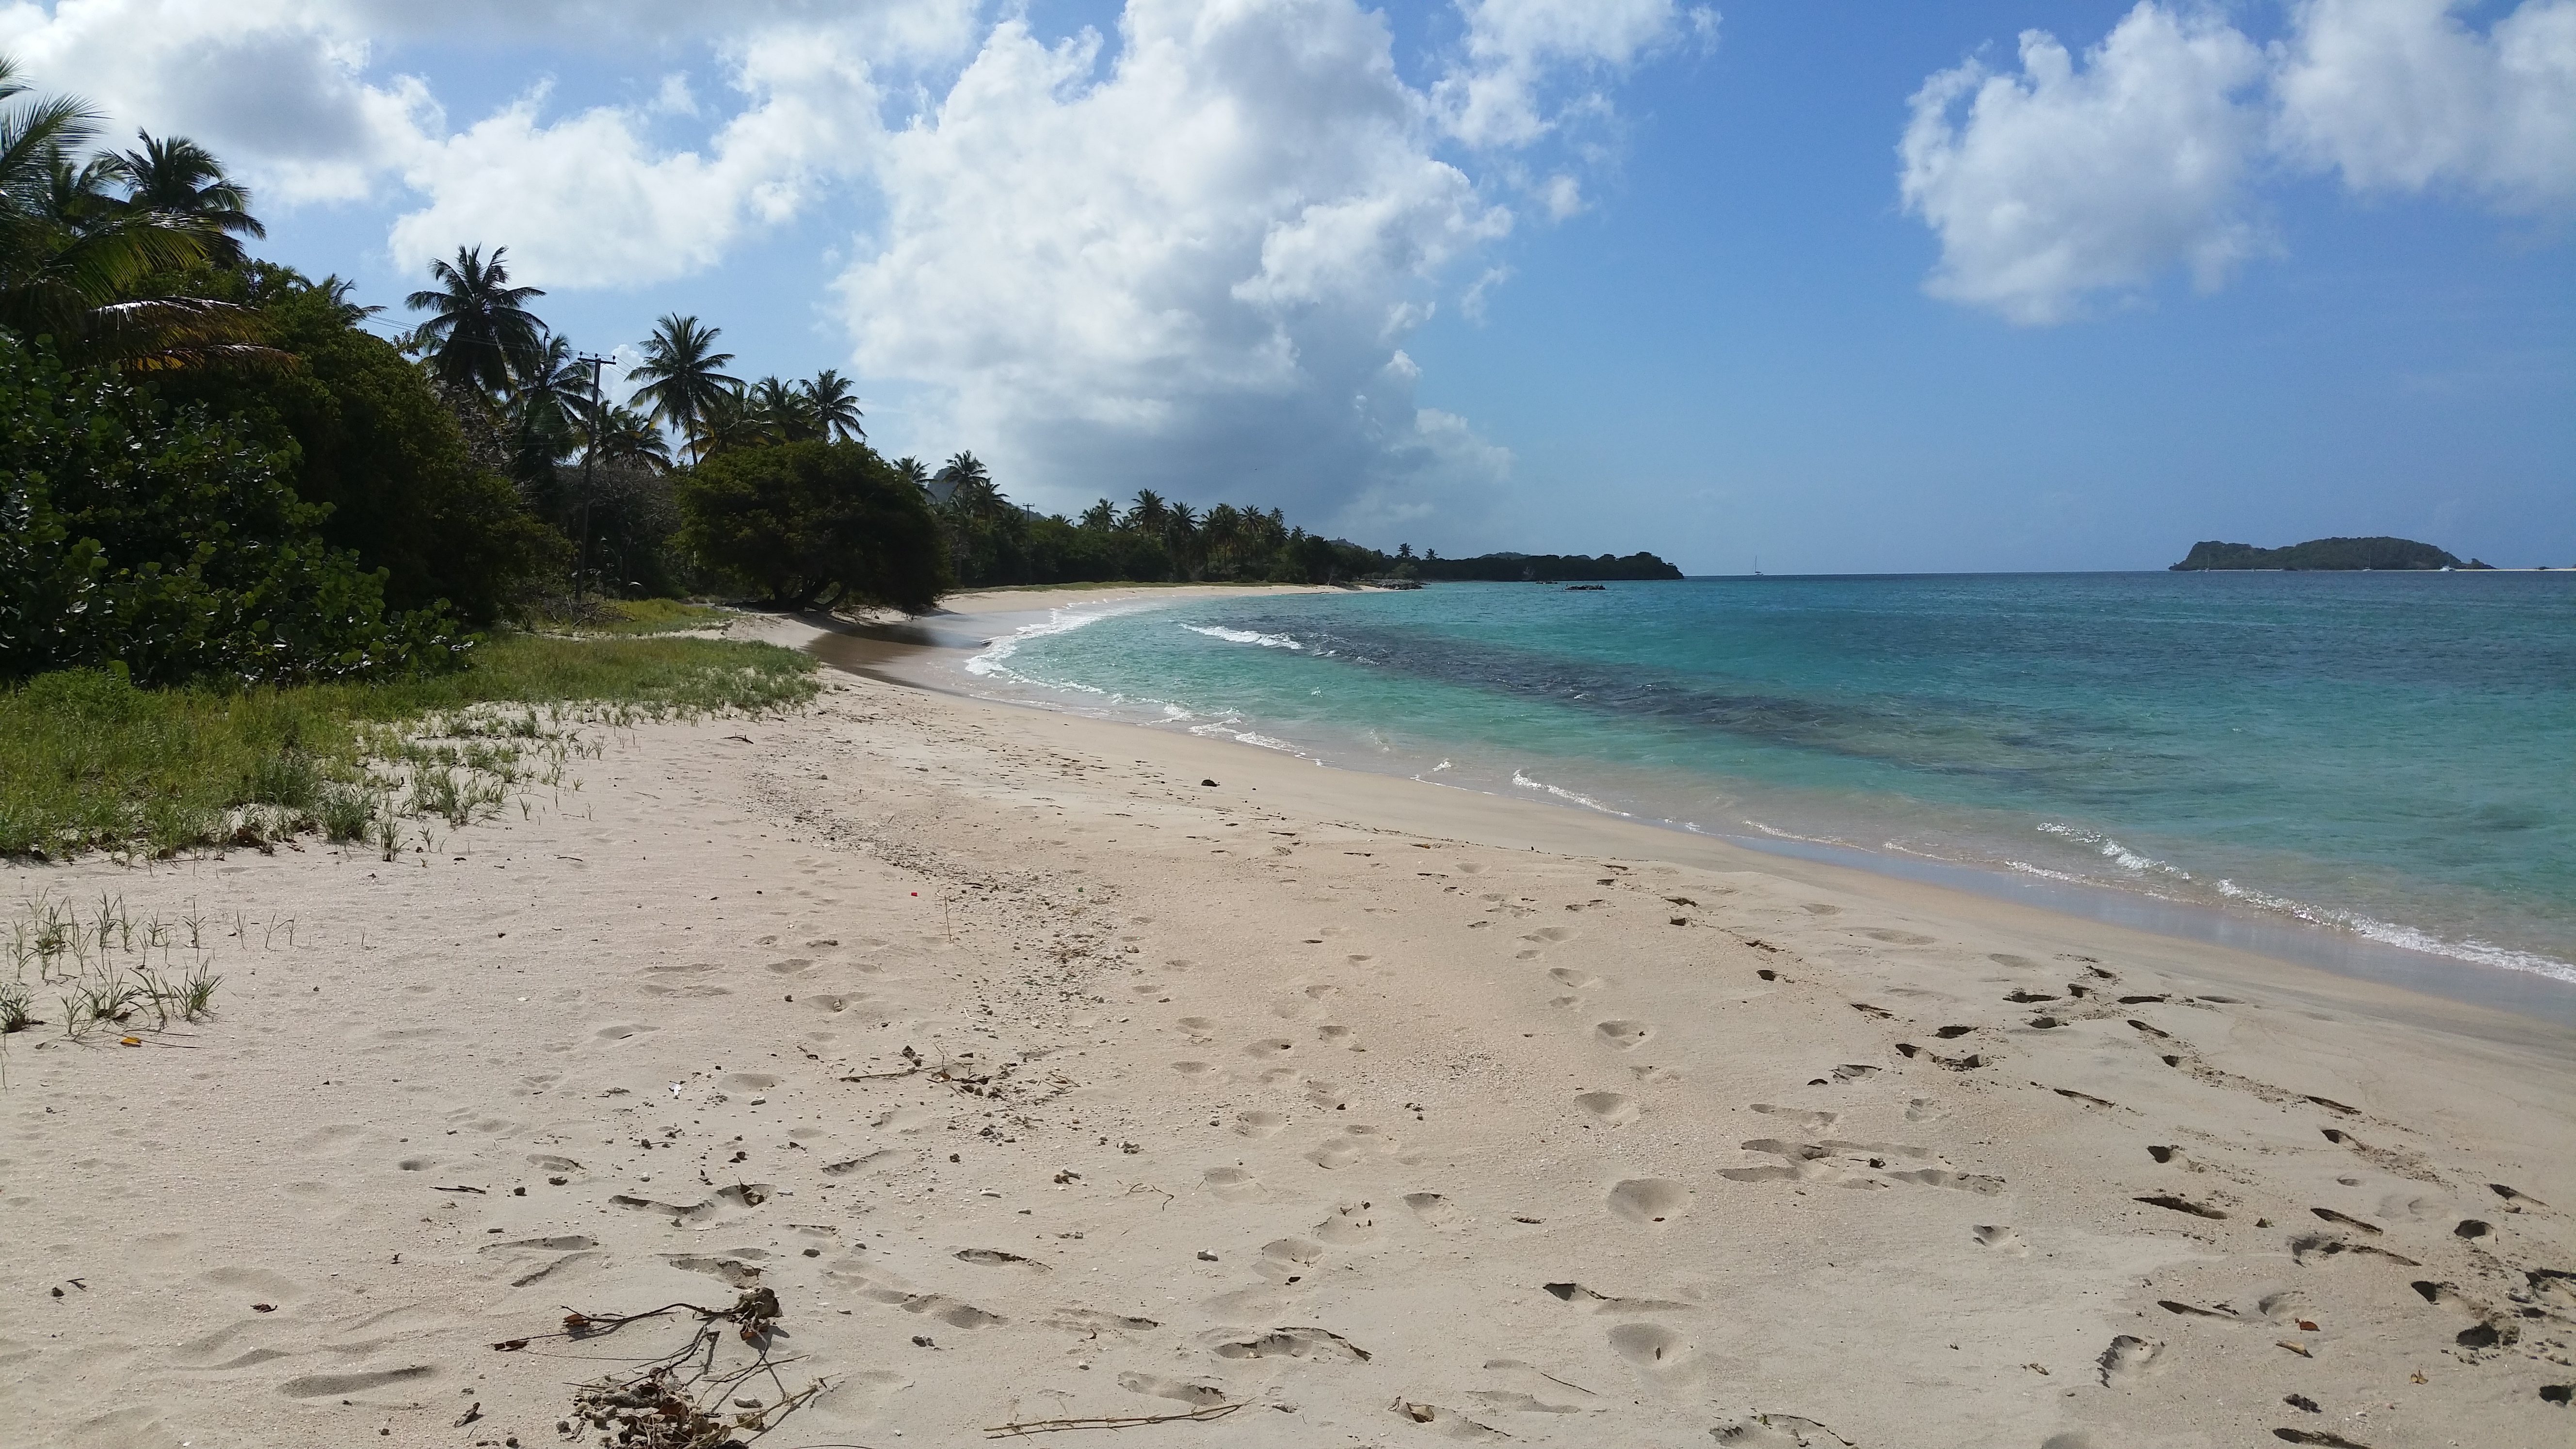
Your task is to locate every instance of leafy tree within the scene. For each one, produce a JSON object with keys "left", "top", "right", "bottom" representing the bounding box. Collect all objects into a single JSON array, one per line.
[
  {"left": 677, "top": 440, "right": 945, "bottom": 612},
  {"left": 0, "top": 331, "right": 466, "bottom": 685},
  {"left": 403, "top": 244, "right": 546, "bottom": 395},
  {"left": 153, "top": 265, "right": 564, "bottom": 624},
  {"left": 627, "top": 313, "right": 737, "bottom": 456}
]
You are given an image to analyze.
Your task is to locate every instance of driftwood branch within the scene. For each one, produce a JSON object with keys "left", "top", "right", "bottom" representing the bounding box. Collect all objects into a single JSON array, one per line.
[{"left": 983, "top": 1402, "right": 1243, "bottom": 1437}]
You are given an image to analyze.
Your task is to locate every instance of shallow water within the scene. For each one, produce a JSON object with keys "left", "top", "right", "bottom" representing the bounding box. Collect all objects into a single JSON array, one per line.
[{"left": 942, "top": 573, "right": 2576, "bottom": 999}]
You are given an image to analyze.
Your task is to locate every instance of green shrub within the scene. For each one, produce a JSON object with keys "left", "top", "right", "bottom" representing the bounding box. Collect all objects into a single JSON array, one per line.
[
  {"left": 0, "top": 332, "right": 471, "bottom": 686},
  {"left": 678, "top": 440, "right": 947, "bottom": 611}
]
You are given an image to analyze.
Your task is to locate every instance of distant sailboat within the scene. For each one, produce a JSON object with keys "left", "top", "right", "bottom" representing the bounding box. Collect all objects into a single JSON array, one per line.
[{"left": 1752, "top": 554, "right": 1764, "bottom": 578}]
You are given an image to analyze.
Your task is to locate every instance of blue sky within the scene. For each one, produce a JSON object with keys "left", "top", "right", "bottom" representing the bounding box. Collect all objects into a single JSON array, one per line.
[{"left": 8, "top": 0, "right": 2569, "bottom": 572}]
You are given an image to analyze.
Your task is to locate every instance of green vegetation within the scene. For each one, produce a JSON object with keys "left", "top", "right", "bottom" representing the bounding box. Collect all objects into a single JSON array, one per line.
[
  {"left": 2171, "top": 537, "right": 2485, "bottom": 571},
  {"left": 0, "top": 635, "right": 816, "bottom": 859},
  {"left": 0, "top": 50, "right": 1685, "bottom": 866},
  {"left": 1411, "top": 550, "right": 1685, "bottom": 582},
  {"left": 4, "top": 892, "right": 225, "bottom": 1041},
  {"left": 524, "top": 597, "right": 733, "bottom": 636}
]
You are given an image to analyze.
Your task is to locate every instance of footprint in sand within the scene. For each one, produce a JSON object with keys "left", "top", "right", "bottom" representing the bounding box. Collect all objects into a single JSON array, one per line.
[
  {"left": 1233, "top": 1111, "right": 1287, "bottom": 1138},
  {"left": 1177, "top": 1016, "right": 1219, "bottom": 1042},
  {"left": 1524, "top": 926, "right": 1577, "bottom": 945},
  {"left": 1202, "top": 1167, "right": 1263, "bottom": 1203},
  {"left": 1607, "top": 1322, "right": 1699, "bottom": 1376},
  {"left": 1748, "top": 1103, "right": 1835, "bottom": 1131},
  {"left": 276, "top": 1366, "right": 435, "bottom": 1400},
  {"left": 1576, "top": 1091, "right": 1642, "bottom": 1127},
  {"left": 1856, "top": 928, "right": 1935, "bottom": 945},
  {"left": 1314, "top": 1202, "right": 1383, "bottom": 1244},
  {"left": 1213, "top": 1326, "right": 1371, "bottom": 1361},
  {"left": 1117, "top": 1373, "right": 1231, "bottom": 1408},
  {"left": 1971, "top": 1225, "right": 2030, "bottom": 1256},
  {"left": 1595, "top": 1020, "right": 1653, "bottom": 1050},
  {"left": 1713, "top": 1414, "right": 1851, "bottom": 1446},
  {"left": 2096, "top": 1335, "right": 2167, "bottom": 1387},
  {"left": 1404, "top": 1191, "right": 1460, "bottom": 1226},
  {"left": 1308, "top": 1126, "right": 1397, "bottom": 1170},
  {"left": 1257, "top": 1238, "right": 1324, "bottom": 1281},
  {"left": 1801, "top": 902, "right": 1841, "bottom": 916},
  {"left": 1245, "top": 1037, "right": 1296, "bottom": 1059},
  {"left": 719, "top": 1072, "right": 780, "bottom": 1093},
  {"left": 1607, "top": 1178, "right": 1692, "bottom": 1225},
  {"left": 1549, "top": 967, "right": 1603, "bottom": 989},
  {"left": 1392, "top": 1400, "right": 1511, "bottom": 1441},
  {"left": 1171, "top": 1061, "right": 1216, "bottom": 1078}
]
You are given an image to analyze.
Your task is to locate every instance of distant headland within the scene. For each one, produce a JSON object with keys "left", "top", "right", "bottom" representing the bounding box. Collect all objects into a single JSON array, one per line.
[{"left": 2170, "top": 537, "right": 2491, "bottom": 571}]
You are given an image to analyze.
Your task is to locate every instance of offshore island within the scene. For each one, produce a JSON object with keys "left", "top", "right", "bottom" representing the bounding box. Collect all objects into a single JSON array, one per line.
[{"left": 2171, "top": 535, "right": 2491, "bottom": 570}]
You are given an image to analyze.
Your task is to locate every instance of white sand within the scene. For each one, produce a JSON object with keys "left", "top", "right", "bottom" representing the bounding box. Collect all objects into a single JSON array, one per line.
[{"left": 4, "top": 606, "right": 2571, "bottom": 1449}]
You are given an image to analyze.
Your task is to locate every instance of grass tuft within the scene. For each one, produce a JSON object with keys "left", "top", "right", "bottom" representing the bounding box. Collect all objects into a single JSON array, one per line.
[{"left": 2, "top": 633, "right": 818, "bottom": 860}]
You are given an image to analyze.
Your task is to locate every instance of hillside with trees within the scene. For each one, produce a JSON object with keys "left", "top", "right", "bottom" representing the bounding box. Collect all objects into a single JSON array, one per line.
[{"left": 2170, "top": 537, "right": 2485, "bottom": 571}]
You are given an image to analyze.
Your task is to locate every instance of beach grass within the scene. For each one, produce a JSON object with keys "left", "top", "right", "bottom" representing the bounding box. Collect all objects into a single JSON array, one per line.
[
  {"left": 0, "top": 634, "right": 818, "bottom": 860},
  {"left": 523, "top": 597, "right": 738, "bottom": 636}
]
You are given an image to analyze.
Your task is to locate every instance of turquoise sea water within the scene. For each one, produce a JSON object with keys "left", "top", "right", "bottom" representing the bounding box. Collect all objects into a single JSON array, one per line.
[{"left": 955, "top": 574, "right": 2576, "bottom": 992}]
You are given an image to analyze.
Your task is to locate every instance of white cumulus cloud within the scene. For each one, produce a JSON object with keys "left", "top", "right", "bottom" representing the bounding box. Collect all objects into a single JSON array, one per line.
[
  {"left": 839, "top": 0, "right": 1548, "bottom": 531},
  {"left": 2274, "top": 0, "right": 2576, "bottom": 210},
  {"left": 1899, "top": 3, "right": 2269, "bottom": 326},
  {"left": 1436, "top": 0, "right": 1708, "bottom": 146},
  {"left": 1901, "top": 0, "right": 2576, "bottom": 324}
]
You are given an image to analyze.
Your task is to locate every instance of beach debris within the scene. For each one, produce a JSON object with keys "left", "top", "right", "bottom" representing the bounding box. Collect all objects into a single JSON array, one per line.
[
  {"left": 2277, "top": 1339, "right": 2312, "bottom": 1357},
  {"left": 501, "top": 1288, "right": 820, "bottom": 1447},
  {"left": 986, "top": 1402, "right": 1241, "bottom": 1437},
  {"left": 2490, "top": 1182, "right": 2545, "bottom": 1208},
  {"left": 2310, "top": 1208, "right": 2381, "bottom": 1234},
  {"left": 2453, "top": 1219, "right": 2490, "bottom": 1238},
  {"left": 2135, "top": 1194, "right": 2228, "bottom": 1220},
  {"left": 251, "top": 1302, "right": 275, "bottom": 1312},
  {"left": 2270, "top": 1431, "right": 2372, "bottom": 1448},
  {"left": 1849, "top": 1003, "right": 1892, "bottom": 1020},
  {"left": 1201, "top": 779, "right": 1219, "bottom": 787},
  {"left": 2285, "top": 1394, "right": 2320, "bottom": 1412}
]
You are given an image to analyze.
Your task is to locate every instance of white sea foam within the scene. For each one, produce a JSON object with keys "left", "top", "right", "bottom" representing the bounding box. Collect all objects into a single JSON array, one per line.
[
  {"left": 1511, "top": 770, "right": 1631, "bottom": 816},
  {"left": 2037, "top": 822, "right": 2192, "bottom": 880},
  {"left": 1183, "top": 624, "right": 1303, "bottom": 650},
  {"left": 964, "top": 608, "right": 1111, "bottom": 679},
  {"left": 2212, "top": 880, "right": 2576, "bottom": 986}
]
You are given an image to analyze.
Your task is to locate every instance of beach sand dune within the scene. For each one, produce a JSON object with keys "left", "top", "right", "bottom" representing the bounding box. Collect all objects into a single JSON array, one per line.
[{"left": 3, "top": 644, "right": 2570, "bottom": 1447}]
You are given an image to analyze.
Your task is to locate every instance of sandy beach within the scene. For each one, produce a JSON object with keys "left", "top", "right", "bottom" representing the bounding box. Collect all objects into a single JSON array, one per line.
[{"left": 4, "top": 596, "right": 2570, "bottom": 1449}]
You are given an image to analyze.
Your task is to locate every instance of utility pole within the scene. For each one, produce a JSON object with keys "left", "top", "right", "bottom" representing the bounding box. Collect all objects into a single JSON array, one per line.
[{"left": 575, "top": 354, "right": 612, "bottom": 600}]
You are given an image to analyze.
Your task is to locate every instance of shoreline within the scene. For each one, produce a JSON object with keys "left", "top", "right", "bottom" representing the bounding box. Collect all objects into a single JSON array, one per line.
[
  {"left": 6, "top": 623, "right": 2571, "bottom": 1445},
  {"left": 803, "top": 595, "right": 2576, "bottom": 1030}
]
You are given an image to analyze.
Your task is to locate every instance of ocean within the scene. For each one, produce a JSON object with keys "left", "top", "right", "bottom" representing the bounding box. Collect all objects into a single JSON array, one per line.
[{"left": 941, "top": 573, "right": 2576, "bottom": 1009}]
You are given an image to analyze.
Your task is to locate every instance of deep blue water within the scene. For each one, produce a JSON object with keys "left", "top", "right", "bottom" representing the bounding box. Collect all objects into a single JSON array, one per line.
[{"left": 959, "top": 574, "right": 2576, "bottom": 988}]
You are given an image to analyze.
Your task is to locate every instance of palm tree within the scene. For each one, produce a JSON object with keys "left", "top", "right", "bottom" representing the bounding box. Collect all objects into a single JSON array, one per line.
[
  {"left": 933, "top": 451, "right": 995, "bottom": 514},
  {"left": 587, "top": 404, "right": 672, "bottom": 472},
  {"left": 113, "top": 130, "right": 263, "bottom": 263},
  {"left": 1126, "top": 489, "right": 1168, "bottom": 535},
  {"left": 804, "top": 368, "right": 864, "bottom": 442},
  {"left": 691, "top": 383, "right": 765, "bottom": 458},
  {"left": 626, "top": 313, "right": 737, "bottom": 458},
  {"left": 1079, "top": 498, "right": 1117, "bottom": 531},
  {"left": 750, "top": 374, "right": 813, "bottom": 442},
  {"left": 506, "top": 332, "right": 589, "bottom": 472},
  {"left": 0, "top": 58, "right": 262, "bottom": 369},
  {"left": 311, "top": 274, "right": 381, "bottom": 327},
  {"left": 892, "top": 455, "right": 931, "bottom": 496},
  {"left": 404, "top": 243, "right": 546, "bottom": 395}
]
